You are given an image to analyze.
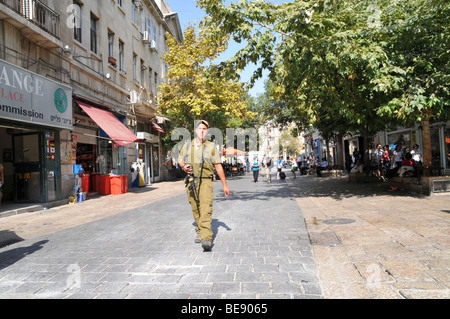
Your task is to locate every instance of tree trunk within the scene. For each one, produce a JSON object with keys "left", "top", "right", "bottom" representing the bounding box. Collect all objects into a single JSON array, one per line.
[
  {"left": 363, "top": 133, "right": 370, "bottom": 170},
  {"left": 421, "top": 118, "right": 433, "bottom": 177},
  {"left": 325, "top": 138, "right": 330, "bottom": 162}
]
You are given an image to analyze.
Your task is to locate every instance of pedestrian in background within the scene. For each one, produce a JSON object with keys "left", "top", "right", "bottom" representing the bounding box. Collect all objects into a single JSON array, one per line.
[
  {"left": 393, "top": 145, "right": 403, "bottom": 168},
  {"left": 251, "top": 156, "right": 260, "bottom": 182},
  {"left": 383, "top": 145, "right": 390, "bottom": 169},
  {"left": 290, "top": 159, "right": 297, "bottom": 178},
  {"left": 398, "top": 152, "right": 416, "bottom": 177},
  {"left": 265, "top": 156, "right": 273, "bottom": 183},
  {"left": 372, "top": 144, "right": 386, "bottom": 181},
  {"left": 316, "top": 157, "right": 328, "bottom": 177},
  {"left": 410, "top": 144, "right": 423, "bottom": 179},
  {"left": 411, "top": 144, "right": 422, "bottom": 166}
]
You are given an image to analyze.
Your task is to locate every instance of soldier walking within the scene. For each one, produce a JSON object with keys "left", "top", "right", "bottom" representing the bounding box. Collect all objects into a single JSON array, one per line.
[{"left": 178, "top": 120, "right": 230, "bottom": 251}]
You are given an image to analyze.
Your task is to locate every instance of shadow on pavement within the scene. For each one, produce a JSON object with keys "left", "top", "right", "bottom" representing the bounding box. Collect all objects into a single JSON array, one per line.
[
  {"left": 215, "top": 178, "right": 293, "bottom": 202},
  {"left": 0, "top": 230, "right": 24, "bottom": 249},
  {"left": 0, "top": 240, "right": 48, "bottom": 271},
  {"left": 217, "top": 173, "right": 424, "bottom": 202},
  {"left": 212, "top": 218, "right": 232, "bottom": 241}
]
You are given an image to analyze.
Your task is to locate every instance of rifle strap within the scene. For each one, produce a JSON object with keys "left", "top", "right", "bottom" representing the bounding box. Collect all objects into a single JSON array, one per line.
[{"left": 189, "top": 140, "right": 207, "bottom": 199}]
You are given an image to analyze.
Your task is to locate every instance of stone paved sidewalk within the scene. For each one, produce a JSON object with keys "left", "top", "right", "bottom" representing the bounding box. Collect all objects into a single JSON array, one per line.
[
  {"left": 1, "top": 171, "right": 449, "bottom": 299},
  {"left": 0, "top": 174, "right": 321, "bottom": 299},
  {"left": 285, "top": 173, "right": 450, "bottom": 299}
]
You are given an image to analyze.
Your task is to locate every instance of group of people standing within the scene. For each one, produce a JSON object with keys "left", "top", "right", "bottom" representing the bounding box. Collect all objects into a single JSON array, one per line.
[{"left": 372, "top": 143, "right": 423, "bottom": 181}]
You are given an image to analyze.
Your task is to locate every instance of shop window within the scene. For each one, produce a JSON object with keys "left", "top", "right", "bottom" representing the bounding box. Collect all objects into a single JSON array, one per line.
[
  {"left": 387, "top": 131, "right": 412, "bottom": 153},
  {"left": 430, "top": 125, "right": 441, "bottom": 173},
  {"left": 98, "top": 140, "right": 113, "bottom": 174},
  {"left": 76, "top": 143, "right": 96, "bottom": 173}
]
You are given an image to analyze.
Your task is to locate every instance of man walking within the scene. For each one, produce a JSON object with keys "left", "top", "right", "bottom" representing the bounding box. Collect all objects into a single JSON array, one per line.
[{"left": 178, "top": 120, "right": 230, "bottom": 251}]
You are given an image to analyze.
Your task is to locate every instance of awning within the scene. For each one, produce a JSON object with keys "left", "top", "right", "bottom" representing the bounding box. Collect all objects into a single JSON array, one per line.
[
  {"left": 152, "top": 122, "right": 165, "bottom": 134},
  {"left": 75, "top": 100, "right": 142, "bottom": 148}
]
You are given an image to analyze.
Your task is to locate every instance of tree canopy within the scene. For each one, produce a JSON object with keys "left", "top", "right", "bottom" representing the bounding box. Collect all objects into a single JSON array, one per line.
[
  {"left": 158, "top": 26, "right": 255, "bottom": 134},
  {"left": 197, "top": 0, "right": 449, "bottom": 133}
]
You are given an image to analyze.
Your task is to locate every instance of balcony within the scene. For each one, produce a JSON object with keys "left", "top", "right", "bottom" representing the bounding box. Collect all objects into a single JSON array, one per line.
[{"left": 0, "top": 0, "right": 61, "bottom": 47}]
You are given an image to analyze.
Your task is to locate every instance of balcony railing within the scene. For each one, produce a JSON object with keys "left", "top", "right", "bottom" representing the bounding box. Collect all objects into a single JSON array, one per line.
[{"left": 0, "top": 0, "right": 60, "bottom": 39}]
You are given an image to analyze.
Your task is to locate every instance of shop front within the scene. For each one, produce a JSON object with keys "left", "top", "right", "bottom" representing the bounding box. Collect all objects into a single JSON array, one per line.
[
  {"left": 136, "top": 131, "right": 160, "bottom": 184},
  {"left": 73, "top": 99, "right": 142, "bottom": 195},
  {"left": 0, "top": 59, "right": 72, "bottom": 204},
  {"left": 386, "top": 123, "right": 450, "bottom": 176}
]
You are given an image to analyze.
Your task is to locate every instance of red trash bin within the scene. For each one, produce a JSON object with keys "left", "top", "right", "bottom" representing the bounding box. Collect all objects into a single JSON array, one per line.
[
  {"left": 110, "top": 176, "right": 122, "bottom": 195},
  {"left": 80, "top": 174, "right": 89, "bottom": 197},
  {"left": 100, "top": 175, "right": 111, "bottom": 195},
  {"left": 91, "top": 173, "right": 100, "bottom": 193},
  {"left": 121, "top": 175, "right": 128, "bottom": 193}
]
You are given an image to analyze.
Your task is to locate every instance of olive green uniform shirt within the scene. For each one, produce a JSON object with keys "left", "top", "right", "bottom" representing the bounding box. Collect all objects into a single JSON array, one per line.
[{"left": 179, "top": 140, "right": 221, "bottom": 179}]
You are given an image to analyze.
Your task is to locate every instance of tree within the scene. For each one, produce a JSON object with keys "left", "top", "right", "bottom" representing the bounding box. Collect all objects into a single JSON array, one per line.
[
  {"left": 376, "top": 0, "right": 450, "bottom": 175},
  {"left": 199, "top": 0, "right": 396, "bottom": 165},
  {"left": 279, "top": 126, "right": 301, "bottom": 158},
  {"left": 198, "top": 0, "right": 449, "bottom": 171},
  {"left": 158, "top": 26, "right": 255, "bottom": 137}
]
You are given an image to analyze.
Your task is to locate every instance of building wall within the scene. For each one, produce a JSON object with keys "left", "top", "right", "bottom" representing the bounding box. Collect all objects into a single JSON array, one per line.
[{"left": 0, "top": 0, "right": 182, "bottom": 201}]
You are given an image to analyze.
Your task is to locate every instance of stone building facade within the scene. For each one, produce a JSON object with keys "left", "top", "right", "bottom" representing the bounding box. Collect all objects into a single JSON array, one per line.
[{"left": 0, "top": 0, "right": 182, "bottom": 204}]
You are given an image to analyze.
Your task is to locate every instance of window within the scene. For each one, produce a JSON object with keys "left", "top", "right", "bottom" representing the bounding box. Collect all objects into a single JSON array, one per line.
[
  {"left": 108, "top": 30, "right": 114, "bottom": 57},
  {"left": 133, "top": 53, "right": 138, "bottom": 82},
  {"left": 90, "top": 13, "right": 98, "bottom": 54},
  {"left": 139, "top": 8, "right": 143, "bottom": 32},
  {"left": 140, "top": 59, "right": 146, "bottom": 87},
  {"left": 117, "top": 0, "right": 122, "bottom": 7},
  {"left": 147, "top": 18, "right": 151, "bottom": 34},
  {"left": 73, "top": 0, "right": 82, "bottom": 43},
  {"left": 132, "top": 3, "right": 137, "bottom": 24},
  {"left": 148, "top": 66, "right": 153, "bottom": 93},
  {"left": 119, "top": 40, "right": 124, "bottom": 72},
  {"left": 154, "top": 72, "right": 158, "bottom": 96}
]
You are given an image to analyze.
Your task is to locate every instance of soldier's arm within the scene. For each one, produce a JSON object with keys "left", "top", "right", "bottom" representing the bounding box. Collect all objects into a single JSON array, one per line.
[{"left": 214, "top": 163, "right": 230, "bottom": 197}]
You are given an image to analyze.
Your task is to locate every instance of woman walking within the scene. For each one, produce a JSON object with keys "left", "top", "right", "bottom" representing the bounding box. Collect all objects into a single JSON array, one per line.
[{"left": 251, "top": 156, "right": 260, "bottom": 182}]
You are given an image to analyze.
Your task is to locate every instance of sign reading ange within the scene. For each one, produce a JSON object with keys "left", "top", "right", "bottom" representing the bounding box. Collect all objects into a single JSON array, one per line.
[{"left": 0, "top": 59, "right": 72, "bottom": 129}]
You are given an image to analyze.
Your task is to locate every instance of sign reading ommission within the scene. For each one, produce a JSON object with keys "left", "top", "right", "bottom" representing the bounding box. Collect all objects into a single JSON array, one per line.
[{"left": 0, "top": 59, "right": 72, "bottom": 130}]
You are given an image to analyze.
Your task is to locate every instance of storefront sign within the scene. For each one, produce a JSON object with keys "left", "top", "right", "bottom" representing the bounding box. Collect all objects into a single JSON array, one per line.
[{"left": 0, "top": 59, "right": 73, "bottom": 129}]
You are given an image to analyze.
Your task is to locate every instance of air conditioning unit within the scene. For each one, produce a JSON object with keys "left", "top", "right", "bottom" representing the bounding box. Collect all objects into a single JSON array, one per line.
[
  {"left": 150, "top": 39, "right": 157, "bottom": 51},
  {"left": 142, "top": 31, "right": 150, "bottom": 44},
  {"left": 129, "top": 90, "right": 140, "bottom": 104}
]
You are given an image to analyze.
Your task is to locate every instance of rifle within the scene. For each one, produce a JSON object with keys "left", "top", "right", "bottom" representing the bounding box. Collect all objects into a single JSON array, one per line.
[{"left": 184, "top": 168, "right": 198, "bottom": 202}]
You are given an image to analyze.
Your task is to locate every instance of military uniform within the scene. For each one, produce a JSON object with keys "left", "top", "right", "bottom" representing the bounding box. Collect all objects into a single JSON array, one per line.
[{"left": 179, "top": 139, "right": 220, "bottom": 243}]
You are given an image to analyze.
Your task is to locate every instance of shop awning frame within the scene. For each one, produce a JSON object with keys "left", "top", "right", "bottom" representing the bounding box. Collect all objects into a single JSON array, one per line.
[
  {"left": 152, "top": 122, "right": 165, "bottom": 134},
  {"left": 75, "top": 100, "right": 144, "bottom": 148}
]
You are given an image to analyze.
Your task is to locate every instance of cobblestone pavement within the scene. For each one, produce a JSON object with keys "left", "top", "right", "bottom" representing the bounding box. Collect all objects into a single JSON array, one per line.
[
  {"left": 0, "top": 173, "right": 320, "bottom": 299},
  {"left": 0, "top": 171, "right": 449, "bottom": 299},
  {"left": 286, "top": 173, "right": 450, "bottom": 299}
]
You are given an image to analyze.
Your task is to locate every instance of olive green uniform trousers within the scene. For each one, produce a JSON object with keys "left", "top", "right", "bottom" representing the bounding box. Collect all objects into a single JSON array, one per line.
[{"left": 187, "top": 178, "right": 214, "bottom": 242}]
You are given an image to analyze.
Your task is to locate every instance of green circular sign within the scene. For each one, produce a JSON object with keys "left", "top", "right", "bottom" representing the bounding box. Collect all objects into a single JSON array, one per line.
[{"left": 54, "top": 88, "right": 68, "bottom": 113}]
